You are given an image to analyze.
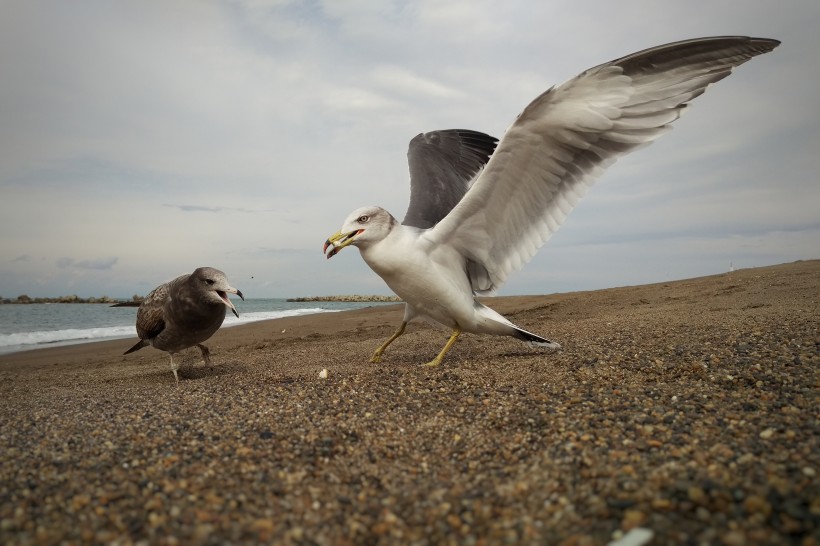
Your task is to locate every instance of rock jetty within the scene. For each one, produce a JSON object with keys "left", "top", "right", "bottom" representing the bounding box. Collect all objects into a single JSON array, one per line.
[
  {"left": 286, "top": 295, "right": 401, "bottom": 302},
  {"left": 0, "top": 295, "right": 140, "bottom": 305}
]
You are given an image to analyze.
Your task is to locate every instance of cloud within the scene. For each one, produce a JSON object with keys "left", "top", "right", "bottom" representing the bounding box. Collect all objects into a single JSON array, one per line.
[
  {"left": 0, "top": 1, "right": 817, "bottom": 298},
  {"left": 370, "top": 65, "right": 466, "bottom": 100},
  {"left": 76, "top": 257, "right": 119, "bottom": 270},
  {"left": 163, "top": 204, "right": 254, "bottom": 213},
  {"left": 56, "top": 257, "right": 119, "bottom": 271},
  {"left": 243, "top": 246, "right": 314, "bottom": 257}
]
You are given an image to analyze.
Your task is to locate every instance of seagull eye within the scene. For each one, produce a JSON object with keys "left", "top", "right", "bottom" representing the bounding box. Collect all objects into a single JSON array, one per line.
[
  {"left": 206, "top": 279, "right": 215, "bottom": 285},
  {"left": 357, "top": 215, "right": 369, "bottom": 223}
]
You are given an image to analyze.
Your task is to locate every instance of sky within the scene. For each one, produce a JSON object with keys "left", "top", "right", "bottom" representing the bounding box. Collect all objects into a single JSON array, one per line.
[{"left": 1, "top": 0, "right": 818, "bottom": 299}]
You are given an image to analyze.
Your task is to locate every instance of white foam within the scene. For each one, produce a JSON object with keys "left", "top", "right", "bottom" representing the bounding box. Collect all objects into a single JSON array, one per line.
[
  {"left": 222, "top": 307, "right": 337, "bottom": 326},
  {"left": 0, "top": 325, "right": 137, "bottom": 354},
  {"left": 0, "top": 307, "right": 340, "bottom": 355}
]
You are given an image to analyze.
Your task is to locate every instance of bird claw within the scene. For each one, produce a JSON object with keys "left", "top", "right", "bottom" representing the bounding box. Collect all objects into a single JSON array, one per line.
[{"left": 198, "top": 344, "right": 212, "bottom": 365}]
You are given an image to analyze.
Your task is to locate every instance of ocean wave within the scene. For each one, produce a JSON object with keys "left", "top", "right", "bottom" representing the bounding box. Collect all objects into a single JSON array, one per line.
[
  {"left": 0, "top": 325, "right": 137, "bottom": 354},
  {"left": 222, "top": 307, "right": 337, "bottom": 326},
  {"left": 0, "top": 307, "right": 340, "bottom": 355}
]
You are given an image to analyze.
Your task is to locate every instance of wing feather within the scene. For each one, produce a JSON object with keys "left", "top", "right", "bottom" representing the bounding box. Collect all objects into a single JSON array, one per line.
[
  {"left": 426, "top": 36, "right": 779, "bottom": 294},
  {"left": 403, "top": 129, "right": 498, "bottom": 229},
  {"left": 135, "top": 300, "right": 166, "bottom": 340},
  {"left": 134, "top": 276, "right": 182, "bottom": 339}
]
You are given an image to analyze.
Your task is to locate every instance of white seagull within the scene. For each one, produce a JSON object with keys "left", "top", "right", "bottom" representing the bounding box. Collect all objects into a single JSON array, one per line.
[
  {"left": 324, "top": 36, "right": 779, "bottom": 367},
  {"left": 124, "top": 267, "right": 244, "bottom": 383}
]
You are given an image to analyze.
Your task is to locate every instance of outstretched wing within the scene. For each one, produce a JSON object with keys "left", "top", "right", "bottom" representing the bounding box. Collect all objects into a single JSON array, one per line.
[
  {"left": 403, "top": 129, "right": 498, "bottom": 229},
  {"left": 426, "top": 36, "right": 779, "bottom": 294}
]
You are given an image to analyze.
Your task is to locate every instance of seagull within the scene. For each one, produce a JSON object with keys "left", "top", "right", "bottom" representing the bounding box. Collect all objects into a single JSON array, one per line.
[
  {"left": 123, "top": 267, "right": 244, "bottom": 383},
  {"left": 324, "top": 36, "right": 780, "bottom": 367}
]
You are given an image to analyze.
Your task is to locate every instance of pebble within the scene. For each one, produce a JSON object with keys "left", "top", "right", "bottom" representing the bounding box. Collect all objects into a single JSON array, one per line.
[
  {"left": 1, "top": 260, "right": 817, "bottom": 545},
  {"left": 721, "top": 530, "right": 747, "bottom": 546},
  {"left": 607, "top": 528, "right": 654, "bottom": 546}
]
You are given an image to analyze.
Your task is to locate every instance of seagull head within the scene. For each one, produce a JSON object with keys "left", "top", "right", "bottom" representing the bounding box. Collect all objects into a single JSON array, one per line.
[
  {"left": 192, "top": 267, "right": 244, "bottom": 318},
  {"left": 324, "top": 206, "right": 396, "bottom": 259}
]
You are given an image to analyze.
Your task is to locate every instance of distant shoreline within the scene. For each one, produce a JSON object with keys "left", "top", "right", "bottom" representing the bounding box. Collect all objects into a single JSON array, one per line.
[
  {"left": 1, "top": 296, "right": 139, "bottom": 305},
  {"left": 1, "top": 295, "right": 401, "bottom": 305},
  {"left": 286, "top": 295, "right": 402, "bottom": 303}
]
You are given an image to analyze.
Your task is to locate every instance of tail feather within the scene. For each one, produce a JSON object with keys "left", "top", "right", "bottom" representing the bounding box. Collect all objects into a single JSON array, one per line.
[
  {"left": 513, "top": 327, "right": 561, "bottom": 349},
  {"left": 123, "top": 339, "right": 149, "bottom": 355},
  {"left": 473, "top": 301, "right": 561, "bottom": 349}
]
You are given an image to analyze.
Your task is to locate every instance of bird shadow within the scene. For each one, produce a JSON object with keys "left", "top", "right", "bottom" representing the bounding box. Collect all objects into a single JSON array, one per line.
[
  {"left": 178, "top": 364, "right": 237, "bottom": 381},
  {"left": 142, "top": 362, "right": 244, "bottom": 384}
]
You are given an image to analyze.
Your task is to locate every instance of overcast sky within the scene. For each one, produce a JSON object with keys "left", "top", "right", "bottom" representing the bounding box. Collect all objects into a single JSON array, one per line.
[{"left": 1, "top": 0, "right": 817, "bottom": 299}]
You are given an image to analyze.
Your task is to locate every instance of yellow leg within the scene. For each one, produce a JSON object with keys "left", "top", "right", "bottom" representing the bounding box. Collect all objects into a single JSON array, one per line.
[
  {"left": 370, "top": 322, "right": 407, "bottom": 363},
  {"left": 424, "top": 327, "right": 462, "bottom": 367}
]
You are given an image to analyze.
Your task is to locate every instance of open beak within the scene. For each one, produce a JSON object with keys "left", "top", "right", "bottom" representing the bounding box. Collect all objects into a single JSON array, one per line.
[
  {"left": 217, "top": 287, "right": 244, "bottom": 318},
  {"left": 323, "top": 229, "right": 362, "bottom": 259}
]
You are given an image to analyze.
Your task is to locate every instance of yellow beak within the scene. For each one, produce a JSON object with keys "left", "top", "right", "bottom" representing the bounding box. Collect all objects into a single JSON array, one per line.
[{"left": 323, "top": 229, "right": 362, "bottom": 259}]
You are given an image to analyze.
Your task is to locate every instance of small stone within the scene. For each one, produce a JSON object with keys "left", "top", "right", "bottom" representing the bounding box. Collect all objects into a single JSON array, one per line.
[
  {"left": 620, "top": 509, "right": 647, "bottom": 531},
  {"left": 737, "top": 453, "right": 756, "bottom": 465},
  {"left": 250, "top": 519, "right": 275, "bottom": 541},
  {"left": 779, "top": 514, "right": 803, "bottom": 534},
  {"left": 688, "top": 486, "right": 707, "bottom": 505},
  {"left": 319, "top": 368, "right": 328, "bottom": 379},
  {"left": 696, "top": 506, "right": 711, "bottom": 521},
  {"left": 559, "top": 534, "right": 595, "bottom": 546},
  {"left": 743, "top": 495, "right": 772, "bottom": 517},
  {"left": 71, "top": 494, "right": 91, "bottom": 511},
  {"left": 802, "top": 467, "right": 815, "bottom": 477},
  {"left": 759, "top": 428, "right": 775, "bottom": 439},
  {"left": 607, "top": 528, "right": 654, "bottom": 546},
  {"left": 721, "top": 530, "right": 747, "bottom": 546}
]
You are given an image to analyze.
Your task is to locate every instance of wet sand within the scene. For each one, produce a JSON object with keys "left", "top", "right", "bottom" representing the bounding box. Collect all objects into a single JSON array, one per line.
[{"left": 1, "top": 260, "right": 818, "bottom": 545}]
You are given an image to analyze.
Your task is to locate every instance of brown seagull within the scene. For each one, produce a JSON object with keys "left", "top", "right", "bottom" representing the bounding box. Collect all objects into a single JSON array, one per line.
[{"left": 124, "top": 267, "right": 243, "bottom": 383}]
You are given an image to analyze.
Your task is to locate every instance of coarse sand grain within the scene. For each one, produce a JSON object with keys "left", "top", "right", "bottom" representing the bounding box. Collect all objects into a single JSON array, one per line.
[{"left": 1, "top": 260, "right": 817, "bottom": 545}]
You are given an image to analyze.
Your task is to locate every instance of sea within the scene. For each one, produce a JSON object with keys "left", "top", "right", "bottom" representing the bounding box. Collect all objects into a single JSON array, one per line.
[{"left": 0, "top": 299, "right": 392, "bottom": 356}]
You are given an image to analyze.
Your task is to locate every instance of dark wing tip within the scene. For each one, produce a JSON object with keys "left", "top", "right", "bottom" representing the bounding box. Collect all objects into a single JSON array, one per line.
[
  {"left": 410, "top": 128, "right": 498, "bottom": 158},
  {"left": 607, "top": 36, "right": 780, "bottom": 76},
  {"left": 403, "top": 129, "right": 499, "bottom": 229}
]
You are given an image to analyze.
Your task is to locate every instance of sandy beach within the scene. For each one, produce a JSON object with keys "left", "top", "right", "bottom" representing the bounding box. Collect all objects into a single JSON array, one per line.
[{"left": 1, "top": 260, "right": 817, "bottom": 545}]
